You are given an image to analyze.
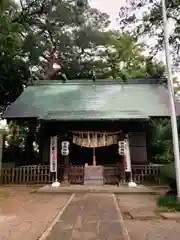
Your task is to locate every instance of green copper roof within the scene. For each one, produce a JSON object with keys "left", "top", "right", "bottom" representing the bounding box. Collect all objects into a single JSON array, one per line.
[
  {"left": 40, "top": 110, "right": 149, "bottom": 121},
  {"left": 2, "top": 79, "right": 175, "bottom": 120}
]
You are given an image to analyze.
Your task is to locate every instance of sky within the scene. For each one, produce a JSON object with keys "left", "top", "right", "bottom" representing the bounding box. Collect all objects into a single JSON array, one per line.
[{"left": 90, "top": 0, "right": 126, "bottom": 29}]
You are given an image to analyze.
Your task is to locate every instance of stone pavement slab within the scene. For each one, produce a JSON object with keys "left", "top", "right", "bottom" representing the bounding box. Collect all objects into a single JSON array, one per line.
[
  {"left": 125, "top": 220, "right": 180, "bottom": 240},
  {"left": 129, "top": 210, "right": 158, "bottom": 220},
  {"left": 116, "top": 194, "right": 180, "bottom": 240},
  {"left": 159, "top": 212, "right": 180, "bottom": 219},
  {"left": 46, "top": 193, "right": 128, "bottom": 240}
]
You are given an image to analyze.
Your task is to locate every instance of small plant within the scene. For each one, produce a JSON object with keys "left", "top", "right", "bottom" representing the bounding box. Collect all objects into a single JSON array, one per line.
[{"left": 157, "top": 195, "right": 180, "bottom": 211}]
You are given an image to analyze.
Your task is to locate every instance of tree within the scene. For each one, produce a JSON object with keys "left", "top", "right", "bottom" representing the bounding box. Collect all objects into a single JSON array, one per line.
[
  {"left": 118, "top": 0, "right": 180, "bottom": 70},
  {"left": 150, "top": 119, "right": 173, "bottom": 164},
  {"left": 0, "top": 0, "right": 163, "bottom": 85},
  {"left": 12, "top": 0, "right": 151, "bottom": 80},
  {"left": 98, "top": 31, "right": 147, "bottom": 79},
  {"left": 0, "top": 0, "right": 30, "bottom": 113},
  {"left": 0, "top": 56, "right": 31, "bottom": 113},
  {"left": 19, "top": 0, "right": 111, "bottom": 80}
]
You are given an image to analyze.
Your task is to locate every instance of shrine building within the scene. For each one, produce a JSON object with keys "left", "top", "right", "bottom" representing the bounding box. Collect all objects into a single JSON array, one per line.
[{"left": 3, "top": 77, "right": 180, "bottom": 185}]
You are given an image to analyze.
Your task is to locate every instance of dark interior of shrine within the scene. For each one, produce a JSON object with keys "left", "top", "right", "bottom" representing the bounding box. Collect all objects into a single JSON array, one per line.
[
  {"left": 69, "top": 144, "right": 120, "bottom": 165},
  {"left": 43, "top": 120, "right": 148, "bottom": 166}
]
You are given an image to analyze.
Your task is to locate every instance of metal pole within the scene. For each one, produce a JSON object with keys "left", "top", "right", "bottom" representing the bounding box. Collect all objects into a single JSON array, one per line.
[{"left": 162, "top": 0, "right": 180, "bottom": 198}]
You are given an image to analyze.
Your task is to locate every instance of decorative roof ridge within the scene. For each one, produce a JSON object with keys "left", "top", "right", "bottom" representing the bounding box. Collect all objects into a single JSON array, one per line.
[{"left": 29, "top": 76, "right": 167, "bottom": 86}]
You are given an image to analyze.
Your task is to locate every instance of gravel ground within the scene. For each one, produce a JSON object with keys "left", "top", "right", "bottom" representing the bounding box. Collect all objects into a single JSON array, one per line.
[
  {"left": 0, "top": 186, "right": 71, "bottom": 240},
  {"left": 116, "top": 194, "right": 180, "bottom": 240}
]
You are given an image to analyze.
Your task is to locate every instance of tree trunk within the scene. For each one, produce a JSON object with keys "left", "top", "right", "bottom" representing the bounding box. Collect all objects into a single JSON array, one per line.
[{"left": 42, "top": 47, "right": 62, "bottom": 80}]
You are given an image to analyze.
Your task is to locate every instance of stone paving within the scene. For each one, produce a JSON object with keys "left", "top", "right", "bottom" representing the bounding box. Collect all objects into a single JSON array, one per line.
[
  {"left": 116, "top": 194, "right": 180, "bottom": 240},
  {"left": 0, "top": 187, "right": 71, "bottom": 240},
  {"left": 2, "top": 187, "right": 180, "bottom": 240},
  {"left": 46, "top": 193, "right": 128, "bottom": 240}
]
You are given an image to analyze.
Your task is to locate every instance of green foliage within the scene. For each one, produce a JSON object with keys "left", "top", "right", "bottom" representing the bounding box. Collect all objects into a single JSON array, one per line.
[
  {"left": 0, "top": 16, "right": 22, "bottom": 55},
  {"left": 150, "top": 116, "right": 180, "bottom": 165},
  {"left": 159, "top": 162, "right": 177, "bottom": 194},
  {"left": 118, "top": 0, "right": 180, "bottom": 70},
  {"left": 150, "top": 119, "right": 173, "bottom": 164},
  {"left": 0, "top": 55, "right": 30, "bottom": 112},
  {"left": 98, "top": 31, "right": 148, "bottom": 79},
  {"left": 3, "top": 121, "right": 40, "bottom": 165},
  {"left": 0, "top": 0, "right": 30, "bottom": 112},
  {"left": 160, "top": 162, "right": 175, "bottom": 181},
  {"left": 157, "top": 195, "right": 180, "bottom": 211}
]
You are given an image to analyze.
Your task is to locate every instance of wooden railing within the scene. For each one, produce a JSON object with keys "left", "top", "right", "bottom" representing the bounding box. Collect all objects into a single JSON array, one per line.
[
  {"left": 103, "top": 165, "right": 120, "bottom": 185},
  {"left": 68, "top": 165, "right": 84, "bottom": 184},
  {"left": 0, "top": 165, "right": 53, "bottom": 185},
  {"left": 132, "top": 164, "right": 164, "bottom": 184},
  {"left": 0, "top": 164, "right": 165, "bottom": 185}
]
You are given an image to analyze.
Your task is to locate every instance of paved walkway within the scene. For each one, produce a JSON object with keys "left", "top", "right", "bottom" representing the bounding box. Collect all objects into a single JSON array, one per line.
[{"left": 45, "top": 193, "right": 128, "bottom": 240}]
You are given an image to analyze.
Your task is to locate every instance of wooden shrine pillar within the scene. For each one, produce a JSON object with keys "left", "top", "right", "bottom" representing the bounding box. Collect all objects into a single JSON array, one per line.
[
  {"left": 93, "top": 148, "right": 96, "bottom": 166},
  {"left": 120, "top": 156, "right": 125, "bottom": 184},
  {"left": 62, "top": 133, "right": 70, "bottom": 184},
  {"left": 63, "top": 155, "right": 69, "bottom": 183},
  {"left": 118, "top": 131, "right": 126, "bottom": 184}
]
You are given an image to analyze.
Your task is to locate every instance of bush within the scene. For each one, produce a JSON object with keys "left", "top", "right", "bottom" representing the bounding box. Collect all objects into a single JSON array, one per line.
[
  {"left": 157, "top": 195, "right": 180, "bottom": 211},
  {"left": 160, "top": 162, "right": 177, "bottom": 195}
]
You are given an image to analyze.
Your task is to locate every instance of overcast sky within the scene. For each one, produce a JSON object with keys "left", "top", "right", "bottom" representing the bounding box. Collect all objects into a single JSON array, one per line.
[{"left": 90, "top": 0, "right": 126, "bottom": 28}]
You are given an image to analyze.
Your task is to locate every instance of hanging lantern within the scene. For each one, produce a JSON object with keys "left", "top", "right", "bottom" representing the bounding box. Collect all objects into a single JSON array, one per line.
[
  {"left": 61, "top": 141, "right": 70, "bottom": 156},
  {"left": 118, "top": 140, "right": 126, "bottom": 155}
]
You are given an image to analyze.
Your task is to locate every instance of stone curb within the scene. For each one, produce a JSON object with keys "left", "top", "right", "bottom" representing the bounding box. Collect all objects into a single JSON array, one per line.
[
  {"left": 112, "top": 194, "right": 131, "bottom": 240},
  {"left": 38, "top": 193, "right": 75, "bottom": 240}
]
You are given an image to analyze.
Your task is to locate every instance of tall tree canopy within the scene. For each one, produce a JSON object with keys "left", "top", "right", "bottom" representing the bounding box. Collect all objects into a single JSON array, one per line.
[
  {"left": 0, "top": 0, "right": 31, "bottom": 113},
  {"left": 119, "top": 0, "right": 180, "bottom": 70}
]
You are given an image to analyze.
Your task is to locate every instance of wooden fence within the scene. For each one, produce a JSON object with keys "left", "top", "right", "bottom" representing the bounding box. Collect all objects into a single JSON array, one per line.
[
  {"left": 0, "top": 165, "right": 53, "bottom": 184},
  {"left": 0, "top": 164, "right": 165, "bottom": 185},
  {"left": 132, "top": 164, "right": 164, "bottom": 184}
]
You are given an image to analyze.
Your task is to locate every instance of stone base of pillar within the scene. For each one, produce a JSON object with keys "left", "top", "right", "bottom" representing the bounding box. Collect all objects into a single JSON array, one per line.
[
  {"left": 51, "top": 180, "right": 60, "bottom": 188},
  {"left": 128, "top": 181, "right": 137, "bottom": 187}
]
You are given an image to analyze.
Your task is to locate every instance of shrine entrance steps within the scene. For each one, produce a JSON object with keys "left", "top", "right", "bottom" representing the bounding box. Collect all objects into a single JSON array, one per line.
[
  {"left": 37, "top": 184, "right": 154, "bottom": 194},
  {"left": 68, "top": 164, "right": 122, "bottom": 185}
]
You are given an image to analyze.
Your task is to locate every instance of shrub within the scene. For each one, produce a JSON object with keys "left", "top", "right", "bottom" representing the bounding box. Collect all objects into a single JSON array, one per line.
[
  {"left": 160, "top": 162, "right": 177, "bottom": 194},
  {"left": 157, "top": 195, "right": 180, "bottom": 211}
]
